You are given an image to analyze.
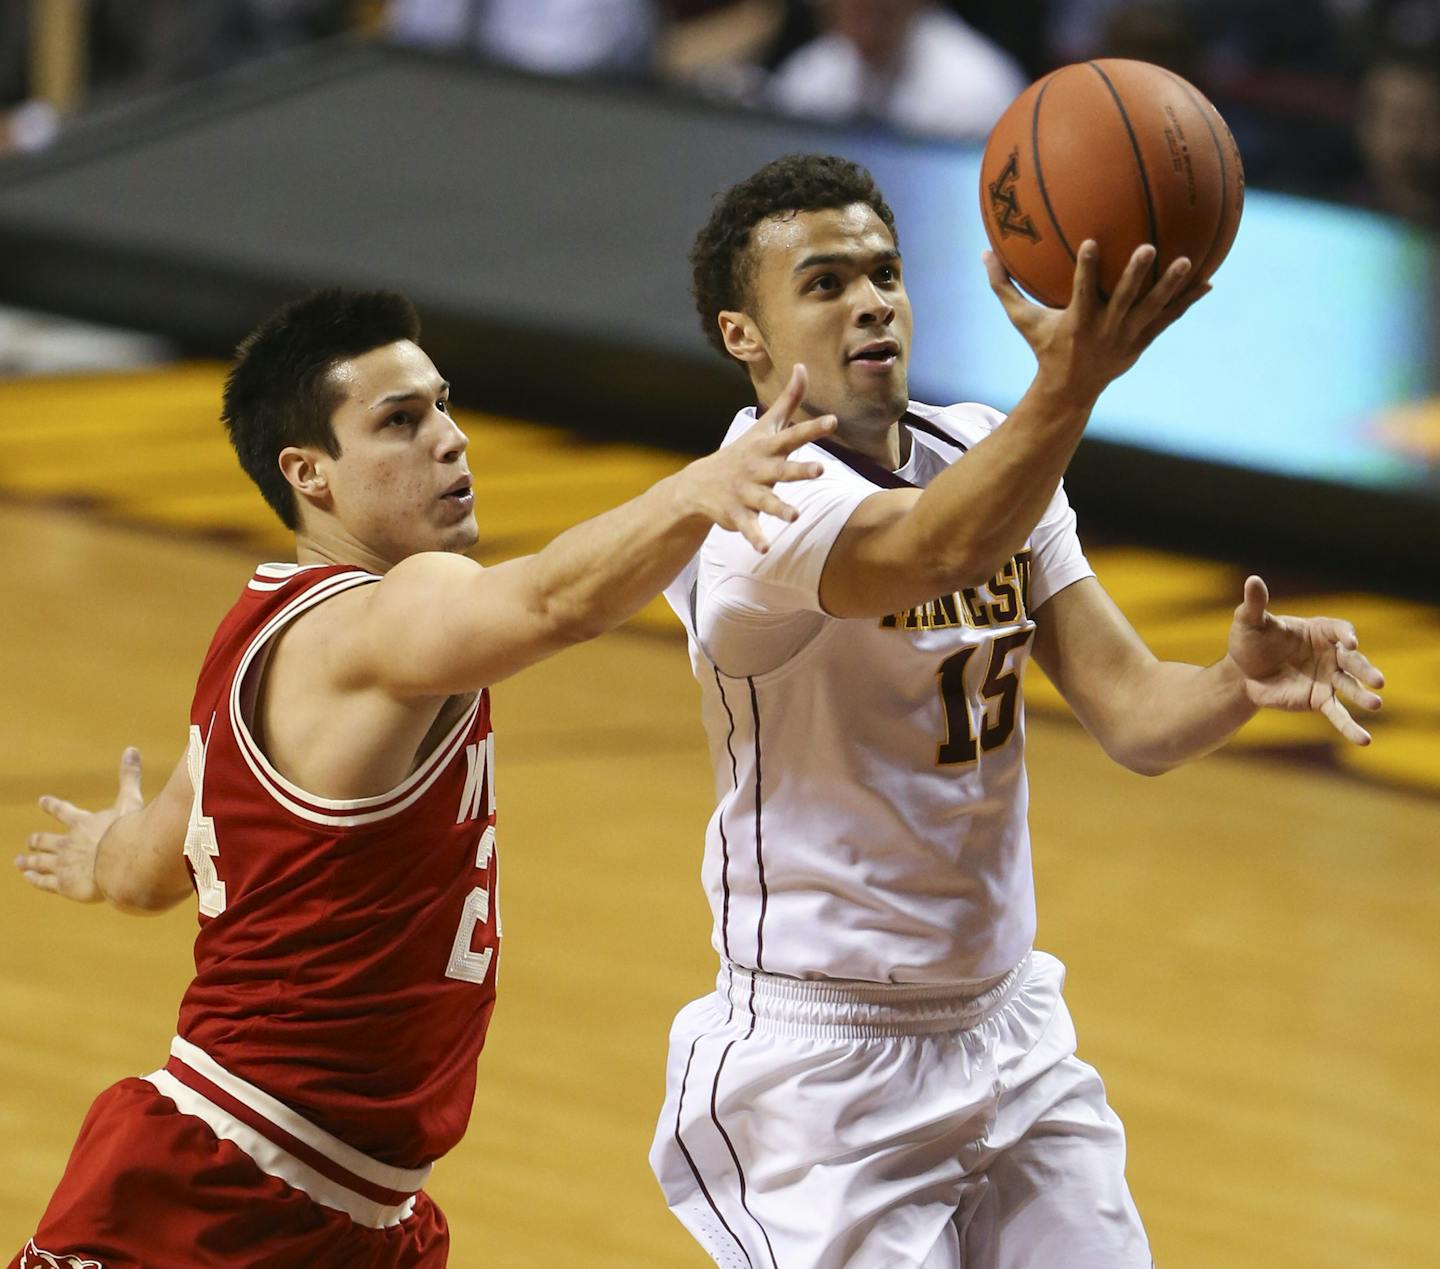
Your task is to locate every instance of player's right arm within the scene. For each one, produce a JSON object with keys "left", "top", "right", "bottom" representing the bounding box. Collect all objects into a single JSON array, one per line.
[
  {"left": 819, "top": 242, "right": 1206, "bottom": 619},
  {"left": 340, "top": 369, "right": 835, "bottom": 698},
  {"left": 16, "top": 747, "right": 193, "bottom": 914}
]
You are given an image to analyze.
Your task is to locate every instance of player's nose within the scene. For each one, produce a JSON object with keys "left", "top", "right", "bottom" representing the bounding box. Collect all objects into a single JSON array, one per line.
[
  {"left": 437, "top": 411, "right": 468, "bottom": 461},
  {"left": 854, "top": 279, "right": 894, "bottom": 326}
]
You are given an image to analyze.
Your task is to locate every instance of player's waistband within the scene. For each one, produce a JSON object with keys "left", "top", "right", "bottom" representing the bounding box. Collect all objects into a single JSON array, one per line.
[
  {"left": 718, "top": 954, "right": 1031, "bottom": 1038},
  {"left": 142, "top": 1035, "right": 431, "bottom": 1229}
]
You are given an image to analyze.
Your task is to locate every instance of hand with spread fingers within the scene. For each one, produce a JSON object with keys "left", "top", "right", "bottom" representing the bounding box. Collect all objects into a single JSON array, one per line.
[
  {"left": 15, "top": 747, "right": 144, "bottom": 902},
  {"left": 1226, "top": 576, "right": 1386, "bottom": 745},
  {"left": 675, "top": 363, "right": 836, "bottom": 554}
]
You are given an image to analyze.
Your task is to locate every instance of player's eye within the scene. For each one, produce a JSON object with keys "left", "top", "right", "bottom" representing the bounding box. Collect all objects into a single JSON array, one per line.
[
  {"left": 437, "top": 399, "right": 449, "bottom": 413},
  {"left": 875, "top": 265, "right": 898, "bottom": 284},
  {"left": 810, "top": 274, "right": 840, "bottom": 294},
  {"left": 387, "top": 411, "right": 414, "bottom": 428}
]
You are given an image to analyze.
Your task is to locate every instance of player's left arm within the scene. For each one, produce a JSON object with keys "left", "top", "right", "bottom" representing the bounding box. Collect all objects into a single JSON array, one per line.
[
  {"left": 15, "top": 747, "right": 193, "bottom": 914},
  {"left": 1031, "top": 575, "right": 1385, "bottom": 776}
]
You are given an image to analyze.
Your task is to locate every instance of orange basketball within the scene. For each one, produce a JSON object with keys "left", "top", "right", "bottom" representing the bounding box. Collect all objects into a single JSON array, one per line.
[{"left": 979, "top": 58, "right": 1244, "bottom": 307}]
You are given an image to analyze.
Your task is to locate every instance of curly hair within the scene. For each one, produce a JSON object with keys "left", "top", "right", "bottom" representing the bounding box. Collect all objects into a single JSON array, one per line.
[
  {"left": 221, "top": 289, "right": 421, "bottom": 529},
  {"left": 690, "top": 153, "right": 899, "bottom": 360}
]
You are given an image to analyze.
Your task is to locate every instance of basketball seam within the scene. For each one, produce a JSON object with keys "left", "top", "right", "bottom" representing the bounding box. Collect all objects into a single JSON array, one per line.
[
  {"left": 1087, "top": 61, "right": 1160, "bottom": 287},
  {"left": 1029, "top": 75, "right": 1076, "bottom": 273},
  {"left": 1157, "top": 67, "right": 1228, "bottom": 275}
]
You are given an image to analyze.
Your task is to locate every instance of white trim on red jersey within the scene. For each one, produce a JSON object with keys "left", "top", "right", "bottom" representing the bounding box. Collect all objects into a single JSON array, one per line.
[
  {"left": 144, "top": 1036, "right": 431, "bottom": 1229},
  {"left": 226, "top": 568, "right": 483, "bottom": 828}
]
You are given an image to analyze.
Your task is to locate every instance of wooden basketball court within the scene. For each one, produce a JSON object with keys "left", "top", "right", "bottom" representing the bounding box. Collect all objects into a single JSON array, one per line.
[{"left": 1, "top": 366, "right": 1436, "bottom": 1267}]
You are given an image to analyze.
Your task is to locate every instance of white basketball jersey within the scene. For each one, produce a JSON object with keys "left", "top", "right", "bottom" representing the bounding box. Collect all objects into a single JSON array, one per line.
[{"left": 666, "top": 401, "right": 1093, "bottom": 985}]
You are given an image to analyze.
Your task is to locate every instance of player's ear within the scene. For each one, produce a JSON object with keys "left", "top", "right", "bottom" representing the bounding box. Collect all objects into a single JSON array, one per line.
[
  {"left": 719, "top": 311, "right": 768, "bottom": 366},
  {"left": 278, "top": 446, "right": 331, "bottom": 505}
]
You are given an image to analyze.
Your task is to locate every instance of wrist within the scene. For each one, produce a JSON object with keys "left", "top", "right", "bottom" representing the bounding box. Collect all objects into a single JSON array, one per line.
[
  {"left": 1213, "top": 651, "right": 1259, "bottom": 712},
  {"left": 1022, "top": 371, "right": 1097, "bottom": 426},
  {"left": 665, "top": 463, "right": 713, "bottom": 532}
]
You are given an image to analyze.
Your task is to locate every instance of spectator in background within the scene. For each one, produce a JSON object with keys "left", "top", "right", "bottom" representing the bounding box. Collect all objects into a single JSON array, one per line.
[
  {"left": 385, "top": 0, "right": 659, "bottom": 77},
  {"left": 1355, "top": 40, "right": 1440, "bottom": 225},
  {"left": 1, "top": 0, "right": 363, "bottom": 154},
  {"left": 765, "top": 0, "right": 1025, "bottom": 140}
]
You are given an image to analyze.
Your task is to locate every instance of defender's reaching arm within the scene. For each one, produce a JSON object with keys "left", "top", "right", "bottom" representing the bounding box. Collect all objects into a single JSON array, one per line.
[{"left": 323, "top": 367, "right": 833, "bottom": 699}]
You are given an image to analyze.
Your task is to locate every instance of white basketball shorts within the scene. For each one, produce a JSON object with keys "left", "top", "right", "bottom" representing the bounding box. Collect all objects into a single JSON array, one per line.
[{"left": 649, "top": 951, "right": 1151, "bottom": 1269}]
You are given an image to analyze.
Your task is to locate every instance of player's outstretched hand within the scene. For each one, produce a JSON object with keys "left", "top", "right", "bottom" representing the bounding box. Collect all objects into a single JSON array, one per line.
[
  {"left": 674, "top": 364, "right": 837, "bottom": 553},
  {"left": 1226, "top": 576, "right": 1386, "bottom": 745},
  {"left": 15, "top": 747, "right": 145, "bottom": 901},
  {"left": 983, "top": 240, "right": 1209, "bottom": 405}
]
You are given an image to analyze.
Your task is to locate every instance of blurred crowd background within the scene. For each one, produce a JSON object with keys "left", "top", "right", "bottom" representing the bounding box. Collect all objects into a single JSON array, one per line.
[{"left": 2, "top": 0, "right": 1438, "bottom": 227}]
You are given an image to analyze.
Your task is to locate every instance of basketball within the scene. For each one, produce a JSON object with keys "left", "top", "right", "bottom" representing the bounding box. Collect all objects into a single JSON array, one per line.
[{"left": 979, "top": 59, "right": 1245, "bottom": 307}]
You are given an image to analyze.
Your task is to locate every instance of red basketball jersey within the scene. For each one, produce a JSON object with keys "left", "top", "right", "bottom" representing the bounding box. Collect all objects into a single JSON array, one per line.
[{"left": 174, "top": 562, "right": 499, "bottom": 1171}]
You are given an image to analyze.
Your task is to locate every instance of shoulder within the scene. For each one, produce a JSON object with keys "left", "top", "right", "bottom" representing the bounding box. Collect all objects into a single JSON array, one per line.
[
  {"left": 907, "top": 399, "right": 1007, "bottom": 449},
  {"left": 285, "top": 554, "right": 485, "bottom": 677}
]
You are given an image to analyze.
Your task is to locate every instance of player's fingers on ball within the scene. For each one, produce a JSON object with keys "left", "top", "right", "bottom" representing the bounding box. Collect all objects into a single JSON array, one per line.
[
  {"left": 984, "top": 253, "right": 1030, "bottom": 313},
  {"left": 1068, "top": 240, "right": 1101, "bottom": 312},
  {"left": 37, "top": 796, "right": 84, "bottom": 827},
  {"left": 1106, "top": 244, "right": 1154, "bottom": 316},
  {"left": 25, "top": 831, "right": 64, "bottom": 854}
]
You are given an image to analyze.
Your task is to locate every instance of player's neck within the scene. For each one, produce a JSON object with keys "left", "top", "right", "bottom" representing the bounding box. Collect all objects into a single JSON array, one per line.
[
  {"left": 834, "top": 417, "right": 910, "bottom": 471},
  {"left": 293, "top": 527, "right": 396, "bottom": 575}
]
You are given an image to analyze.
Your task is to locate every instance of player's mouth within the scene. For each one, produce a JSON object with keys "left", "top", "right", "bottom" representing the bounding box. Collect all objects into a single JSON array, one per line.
[
  {"left": 440, "top": 475, "right": 474, "bottom": 511},
  {"left": 846, "top": 339, "right": 901, "bottom": 374}
]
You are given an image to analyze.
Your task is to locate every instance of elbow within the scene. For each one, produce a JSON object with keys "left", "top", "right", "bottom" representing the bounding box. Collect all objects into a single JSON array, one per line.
[
  {"left": 1089, "top": 722, "right": 1179, "bottom": 777},
  {"left": 1125, "top": 756, "right": 1178, "bottom": 778},
  {"left": 927, "top": 537, "right": 1018, "bottom": 596},
  {"left": 112, "top": 892, "right": 183, "bottom": 916},
  {"left": 1103, "top": 740, "right": 1179, "bottom": 778}
]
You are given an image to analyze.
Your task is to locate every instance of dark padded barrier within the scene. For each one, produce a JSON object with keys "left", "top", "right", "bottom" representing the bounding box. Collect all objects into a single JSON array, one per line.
[{"left": 0, "top": 38, "right": 1434, "bottom": 587}]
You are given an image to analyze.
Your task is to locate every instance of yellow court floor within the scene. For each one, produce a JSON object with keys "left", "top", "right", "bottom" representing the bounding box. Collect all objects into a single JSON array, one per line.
[{"left": 1, "top": 366, "right": 1437, "bottom": 1267}]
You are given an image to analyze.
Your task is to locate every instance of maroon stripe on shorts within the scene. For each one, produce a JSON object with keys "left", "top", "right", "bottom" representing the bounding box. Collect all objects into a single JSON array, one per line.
[
  {"left": 675, "top": 1037, "right": 753, "bottom": 1268},
  {"left": 163, "top": 1057, "right": 415, "bottom": 1209},
  {"left": 710, "top": 1040, "right": 778, "bottom": 1268}
]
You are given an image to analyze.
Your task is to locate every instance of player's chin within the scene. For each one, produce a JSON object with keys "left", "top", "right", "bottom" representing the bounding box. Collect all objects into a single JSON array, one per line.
[
  {"left": 851, "top": 373, "right": 908, "bottom": 417},
  {"left": 439, "top": 516, "right": 480, "bottom": 553}
]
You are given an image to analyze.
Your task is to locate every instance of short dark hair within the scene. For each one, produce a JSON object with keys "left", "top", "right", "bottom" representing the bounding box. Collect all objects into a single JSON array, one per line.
[
  {"left": 221, "top": 289, "right": 422, "bottom": 528},
  {"left": 690, "top": 153, "right": 899, "bottom": 360}
]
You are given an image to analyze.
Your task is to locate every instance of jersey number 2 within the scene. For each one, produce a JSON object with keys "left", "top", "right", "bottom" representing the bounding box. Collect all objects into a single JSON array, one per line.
[
  {"left": 446, "top": 737, "right": 498, "bottom": 986},
  {"left": 936, "top": 629, "right": 1033, "bottom": 765}
]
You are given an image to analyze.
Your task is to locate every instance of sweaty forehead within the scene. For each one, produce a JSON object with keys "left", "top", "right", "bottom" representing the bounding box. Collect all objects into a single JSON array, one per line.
[
  {"left": 329, "top": 340, "right": 437, "bottom": 404},
  {"left": 749, "top": 203, "right": 895, "bottom": 271}
]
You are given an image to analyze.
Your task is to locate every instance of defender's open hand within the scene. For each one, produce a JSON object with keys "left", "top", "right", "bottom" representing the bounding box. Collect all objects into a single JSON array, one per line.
[
  {"left": 1226, "top": 576, "right": 1386, "bottom": 745},
  {"left": 16, "top": 747, "right": 145, "bottom": 902},
  {"left": 675, "top": 364, "right": 837, "bottom": 553}
]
